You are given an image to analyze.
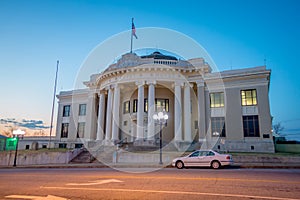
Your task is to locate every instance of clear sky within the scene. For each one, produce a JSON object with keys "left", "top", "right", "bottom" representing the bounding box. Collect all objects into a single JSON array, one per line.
[{"left": 0, "top": 0, "right": 299, "bottom": 140}]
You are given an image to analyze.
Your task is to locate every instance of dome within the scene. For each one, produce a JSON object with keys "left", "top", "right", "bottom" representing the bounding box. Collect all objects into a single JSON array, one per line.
[
  {"left": 140, "top": 51, "right": 178, "bottom": 61},
  {"left": 104, "top": 50, "right": 196, "bottom": 72}
]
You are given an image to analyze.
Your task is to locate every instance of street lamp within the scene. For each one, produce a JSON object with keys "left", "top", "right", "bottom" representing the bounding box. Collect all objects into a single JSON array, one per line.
[
  {"left": 12, "top": 129, "right": 25, "bottom": 167},
  {"left": 153, "top": 110, "right": 168, "bottom": 165}
]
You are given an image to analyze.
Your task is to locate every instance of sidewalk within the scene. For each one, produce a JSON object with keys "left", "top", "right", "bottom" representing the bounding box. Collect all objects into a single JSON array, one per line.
[
  {"left": 1, "top": 161, "right": 300, "bottom": 169},
  {"left": 1, "top": 152, "right": 300, "bottom": 169}
]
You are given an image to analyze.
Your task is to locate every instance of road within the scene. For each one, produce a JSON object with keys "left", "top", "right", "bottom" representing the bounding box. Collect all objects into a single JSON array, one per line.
[{"left": 0, "top": 167, "right": 300, "bottom": 200}]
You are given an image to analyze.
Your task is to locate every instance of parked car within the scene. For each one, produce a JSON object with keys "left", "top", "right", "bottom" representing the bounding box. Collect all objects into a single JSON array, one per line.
[{"left": 172, "top": 150, "right": 233, "bottom": 169}]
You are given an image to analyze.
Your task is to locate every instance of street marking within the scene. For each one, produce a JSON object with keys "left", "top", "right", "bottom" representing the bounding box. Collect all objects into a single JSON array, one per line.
[
  {"left": 41, "top": 186, "right": 300, "bottom": 200},
  {"left": 66, "top": 179, "right": 123, "bottom": 186},
  {"left": 5, "top": 194, "right": 69, "bottom": 200}
]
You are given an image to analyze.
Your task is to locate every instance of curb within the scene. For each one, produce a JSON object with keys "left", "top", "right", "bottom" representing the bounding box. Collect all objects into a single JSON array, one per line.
[{"left": 1, "top": 163, "right": 300, "bottom": 169}]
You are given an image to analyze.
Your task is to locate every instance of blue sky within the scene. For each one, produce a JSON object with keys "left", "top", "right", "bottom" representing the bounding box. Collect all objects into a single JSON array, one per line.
[{"left": 0, "top": 0, "right": 299, "bottom": 140}]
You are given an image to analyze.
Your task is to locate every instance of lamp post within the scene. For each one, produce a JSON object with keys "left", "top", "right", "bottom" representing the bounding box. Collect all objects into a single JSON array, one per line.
[
  {"left": 153, "top": 110, "right": 168, "bottom": 165},
  {"left": 12, "top": 129, "right": 25, "bottom": 167}
]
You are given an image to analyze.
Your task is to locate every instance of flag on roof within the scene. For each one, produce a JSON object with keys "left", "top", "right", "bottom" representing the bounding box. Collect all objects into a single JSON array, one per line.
[{"left": 132, "top": 20, "right": 138, "bottom": 39}]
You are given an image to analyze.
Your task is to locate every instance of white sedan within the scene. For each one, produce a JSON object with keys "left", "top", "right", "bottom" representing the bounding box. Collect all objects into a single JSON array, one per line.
[{"left": 172, "top": 150, "right": 234, "bottom": 169}]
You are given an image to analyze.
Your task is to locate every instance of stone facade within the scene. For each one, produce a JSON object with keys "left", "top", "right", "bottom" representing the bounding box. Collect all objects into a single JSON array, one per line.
[{"left": 55, "top": 51, "right": 275, "bottom": 153}]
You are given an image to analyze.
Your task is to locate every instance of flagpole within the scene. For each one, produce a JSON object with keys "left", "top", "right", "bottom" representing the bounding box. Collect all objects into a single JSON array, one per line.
[
  {"left": 130, "top": 18, "right": 133, "bottom": 53},
  {"left": 49, "top": 60, "right": 59, "bottom": 149}
]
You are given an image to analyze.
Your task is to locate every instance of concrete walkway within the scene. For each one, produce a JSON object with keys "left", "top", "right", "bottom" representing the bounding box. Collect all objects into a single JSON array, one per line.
[{"left": 1, "top": 152, "right": 300, "bottom": 169}]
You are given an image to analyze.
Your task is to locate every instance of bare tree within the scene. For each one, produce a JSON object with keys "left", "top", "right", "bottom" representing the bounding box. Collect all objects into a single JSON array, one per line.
[
  {"left": 2, "top": 127, "right": 13, "bottom": 137},
  {"left": 273, "top": 122, "right": 284, "bottom": 135}
]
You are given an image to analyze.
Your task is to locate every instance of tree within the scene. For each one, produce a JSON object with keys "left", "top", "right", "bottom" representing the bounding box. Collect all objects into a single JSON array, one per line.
[
  {"left": 273, "top": 122, "right": 284, "bottom": 135},
  {"left": 2, "top": 128, "right": 13, "bottom": 137}
]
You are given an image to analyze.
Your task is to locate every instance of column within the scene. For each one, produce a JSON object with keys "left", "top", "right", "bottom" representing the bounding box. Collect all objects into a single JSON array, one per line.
[
  {"left": 147, "top": 81, "right": 156, "bottom": 140},
  {"left": 184, "top": 83, "right": 192, "bottom": 142},
  {"left": 197, "top": 81, "right": 206, "bottom": 142},
  {"left": 85, "top": 92, "right": 97, "bottom": 141},
  {"left": 96, "top": 91, "right": 105, "bottom": 141},
  {"left": 55, "top": 103, "right": 63, "bottom": 140},
  {"left": 174, "top": 82, "right": 183, "bottom": 141},
  {"left": 105, "top": 87, "right": 113, "bottom": 141},
  {"left": 136, "top": 81, "right": 145, "bottom": 140},
  {"left": 130, "top": 122, "right": 136, "bottom": 142},
  {"left": 112, "top": 84, "right": 120, "bottom": 141}
]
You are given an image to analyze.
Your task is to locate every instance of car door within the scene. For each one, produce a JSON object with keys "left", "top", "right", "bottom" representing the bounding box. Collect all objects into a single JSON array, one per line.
[
  {"left": 197, "top": 151, "right": 210, "bottom": 166},
  {"left": 202, "top": 151, "right": 216, "bottom": 167},
  {"left": 184, "top": 151, "right": 200, "bottom": 167}
]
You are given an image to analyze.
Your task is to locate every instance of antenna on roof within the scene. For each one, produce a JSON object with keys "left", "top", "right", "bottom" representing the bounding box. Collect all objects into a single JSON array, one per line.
[
  {"left": 49, "top": 60, "right": 59, "bottom": 149},
  {"left": 264, "top": 55, "right": 267, "bottom": 66}
]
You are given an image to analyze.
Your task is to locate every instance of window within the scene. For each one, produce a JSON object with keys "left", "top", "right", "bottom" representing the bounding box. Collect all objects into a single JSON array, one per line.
[
  {"left": 61, "top": 123, "right": 69, "bottom": 138},
  {"left": 155, "top": 99, "right": 169, "bottom": 112},
  {"left": 77, "top": 122, "right": 85, "bottom": 138},
  {"left": 133, "top": 99, "right": 138, "bottom": 113},
  {"left": 243, "top": 115, "right": 260, "bottom": 137},
  {"left": 241, "top": 89, "right": 257, "bottom": 106},
  {"left": 211, "top": 117, "right": 226, "bottom": 137},
  {"left": 132, "top": 99, "right": 169, "bottom": 112},
  {"left": 199, "top": 151, "right": 210, "bottom": 156},
  {"left": 123, "top": 101, "right": 130, "bottom": 114},
  {"left": 189, "top": 151, "right": 200, "bottom": 157},
  {"left": 63, "top": 105, "right": 70, "bottom": 117},
  {"left": 210, "top": 92, "right": 224, "bottom": 108},
  {"left": 79, "top": 104, "right": 86, "bottom": 116},
  {"left": 75, "top": 143, "right": 83, "bottom": 148},
  {"left": 59, "top": 143, "right": 67, "bottom": 148},
  {"left": 144, "top": 99, "right": 148, "bottom": 112}
]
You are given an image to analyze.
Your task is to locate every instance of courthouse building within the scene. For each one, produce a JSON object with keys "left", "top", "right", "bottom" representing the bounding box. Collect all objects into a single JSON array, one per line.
[{"left": 55, "top": 51, "right": 275, "bottom": 152}]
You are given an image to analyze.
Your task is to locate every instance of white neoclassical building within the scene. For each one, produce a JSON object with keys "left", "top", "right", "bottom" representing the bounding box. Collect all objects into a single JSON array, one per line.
[{"left": 55, "top": 51, "right": 275, "bottom": 152}]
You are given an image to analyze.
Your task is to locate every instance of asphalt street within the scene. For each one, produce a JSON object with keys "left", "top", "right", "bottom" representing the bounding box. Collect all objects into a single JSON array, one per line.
[{"left": 0, "top": 168, "right": 300, "bottom": 200}]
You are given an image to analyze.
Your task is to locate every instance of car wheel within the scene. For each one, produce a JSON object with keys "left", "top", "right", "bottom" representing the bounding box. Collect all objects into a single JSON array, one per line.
[
  {"left": 176, "top": 161, "right": 184, "bottom": 169},
  {"left": 211, "top": 161, "right": 221, "bottom": 169}
]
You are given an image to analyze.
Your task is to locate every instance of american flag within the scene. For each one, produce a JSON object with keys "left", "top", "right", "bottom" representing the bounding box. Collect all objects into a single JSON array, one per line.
[{"left": 132, "top": 21, "right": 138, "bottom": 39}]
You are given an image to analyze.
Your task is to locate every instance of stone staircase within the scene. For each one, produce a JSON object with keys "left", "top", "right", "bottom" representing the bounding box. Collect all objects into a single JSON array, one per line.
[
  {"left": 70, "top": 149, "right": 95, "bottom": 163},
  {"left": 68, "top": 141, "right": 200, "bottom": 165}
]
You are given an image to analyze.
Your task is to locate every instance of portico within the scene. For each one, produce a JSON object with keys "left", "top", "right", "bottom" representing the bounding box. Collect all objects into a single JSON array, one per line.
[{"left": 88, "top": 75, "right": 201, "bottom": 145}]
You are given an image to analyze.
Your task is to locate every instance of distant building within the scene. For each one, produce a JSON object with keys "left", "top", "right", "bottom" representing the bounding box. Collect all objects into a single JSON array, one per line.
[{"left": 55, "top": 51, "right": 275, "bottom": 153}]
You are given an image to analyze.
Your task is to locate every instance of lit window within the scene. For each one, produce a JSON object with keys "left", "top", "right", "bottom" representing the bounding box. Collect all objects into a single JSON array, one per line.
[
  {"left": 133, "top": 99, "right": 138, "bottom": 113},
  {"left": 123, "top": 101, "right": 130, "bottom": 114},
  {"left": 155, "top": 99, "right": 169, "bottom": 112},
  {"left": 63, "top": 105, "right": 70, "bottom": 117},
  {"left": 144, "top": 99, "right": 148, "bottom": 112},
  {"left": 241, "top": 89, "right": 257, "bottom": 106},
  {"left": 77, "top": 122, "right": 85, "bottom": 138},
  {"left": 61, "top": 123, "right": 69, "bottom": 138},
  {"left": 210, "top": 92, "right": 224, "bottom": 108},
  {"left": 79, "top": 104, "right": 86, "bottom": 116},
  {"left": 243, "top": 115, "right": 260, "bottom": 137},
  {"left": 211, "top": 117, "right": 226, "bottom": 137}
]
